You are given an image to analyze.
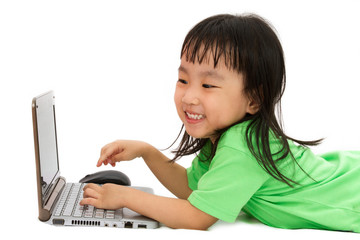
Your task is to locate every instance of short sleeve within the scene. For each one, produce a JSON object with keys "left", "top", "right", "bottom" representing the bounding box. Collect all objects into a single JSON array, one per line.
[
  {"left": 187, "top": 155, "right": 210, "bottom": 191},
  {"left": 187, "top": 146, "right": 269, "bottom": 222},
  {"left": 187, "top": 141, "right": 212, "bottom": 190}
]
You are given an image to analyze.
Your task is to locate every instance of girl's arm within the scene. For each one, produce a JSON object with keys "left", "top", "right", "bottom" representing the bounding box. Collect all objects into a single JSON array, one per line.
[
  {"left": 141, "top": 143, "right": 192, "bottom": 199},
  {"left": 80, "top": 183, "right": 218, "bottom": 230},
  {"left": 96, "top": 140, "right": 192, "bottom": 199},
  {"left": 91, "top": 140, "right": 218, "bottom": 229}
]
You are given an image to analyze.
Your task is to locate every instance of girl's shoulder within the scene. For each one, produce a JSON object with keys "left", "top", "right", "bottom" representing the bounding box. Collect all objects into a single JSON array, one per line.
[{"left": 217, "top": 120, "right": 305, "bottom": 162}]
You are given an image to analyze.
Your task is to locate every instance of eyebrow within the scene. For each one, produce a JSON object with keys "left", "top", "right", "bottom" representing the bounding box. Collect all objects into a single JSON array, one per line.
[{"left": 178, "top": 65, "right": 224, "bottom": 81}]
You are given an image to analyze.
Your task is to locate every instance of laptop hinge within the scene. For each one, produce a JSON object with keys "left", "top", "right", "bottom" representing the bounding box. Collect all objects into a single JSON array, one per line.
[{"left": 39, "top": 176, "right": 66, "bottom": 221}]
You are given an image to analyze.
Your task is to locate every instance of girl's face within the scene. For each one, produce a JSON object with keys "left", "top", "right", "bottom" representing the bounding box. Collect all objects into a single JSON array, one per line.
[{"left": 174, "top": 56, "right": 257, "bottom": 142}]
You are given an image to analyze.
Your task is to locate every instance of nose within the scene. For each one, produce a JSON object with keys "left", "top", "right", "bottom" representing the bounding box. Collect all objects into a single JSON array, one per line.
[{"left": 182, "top": 87, "right": 200, "bottom": 105}]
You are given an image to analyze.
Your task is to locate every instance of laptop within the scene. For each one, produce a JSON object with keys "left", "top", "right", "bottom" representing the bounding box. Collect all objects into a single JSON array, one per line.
[{"left": 32, "top": 91, "right": 159, "bottom": 229}]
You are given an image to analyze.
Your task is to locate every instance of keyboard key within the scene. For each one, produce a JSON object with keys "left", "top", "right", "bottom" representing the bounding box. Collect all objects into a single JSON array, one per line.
[
  {"left": 73, "top": 205, "right": 84, "bottom": 217},
  {"left": 84, "top": 205, "right": 95, "bottom": 218},
  {"left": 95, "top": 209, "right": 104, "bottom": 218},
  {"left": 105, "top": 210, "right": 115, "bottom": 219}
]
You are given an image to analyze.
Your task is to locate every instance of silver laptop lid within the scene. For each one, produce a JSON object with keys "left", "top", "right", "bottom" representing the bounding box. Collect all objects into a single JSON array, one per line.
[{"left": 32, "top": 91, "right": 64, "bottom": 221}]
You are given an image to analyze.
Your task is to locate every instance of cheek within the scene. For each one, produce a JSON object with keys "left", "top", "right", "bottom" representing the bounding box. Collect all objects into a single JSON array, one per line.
[
  {"left": 174, "top": 89, "right": 184, "bottom": 115},
  {"left": 174, "top": 89, "right": 181, "bottom": 107},
  {"left": 203, "top": 99, "right": 222, "bottom": 121},
  {"left": 227, "top": 97, "right": 249, "bottom": 120},
  {"left": 209, "top": 94, "right": 247, "bottom": 124}
]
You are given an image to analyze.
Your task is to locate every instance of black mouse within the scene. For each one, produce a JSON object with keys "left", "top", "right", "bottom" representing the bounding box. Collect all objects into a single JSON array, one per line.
[{"left": 79, "top": 170, "right": 131, "bottom": 186}]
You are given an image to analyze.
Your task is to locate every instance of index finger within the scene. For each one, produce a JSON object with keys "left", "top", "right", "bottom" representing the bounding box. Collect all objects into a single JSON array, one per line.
[
  {"left": 97, "top": 143, "right": 119, "bottom": 167},
  {"left": 97, "top": 149, "right": 112, "bottom": 167},
  {"left": 96, "top": 157, "right": 107, "bottom": 167}
]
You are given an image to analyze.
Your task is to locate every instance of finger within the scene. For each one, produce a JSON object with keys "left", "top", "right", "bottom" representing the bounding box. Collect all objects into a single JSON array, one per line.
[
  {"left": 83, "top": 183, "right": 102, "bottom": 192},
  {"left": 83, "top": 187, "right": 101, "bottom": 199},
  {"left": 108, "top": 152, "right": 130, "bottom": 164},
  {"left": 102, "top": 159, "right": 109, "bottom": 166},
  {"left": 104, "top": 158, "right": 116, "bottom": 166},
  {"left": 98, "top": 149, "right": 120, "bottom": 167},
  {"left": 97, "top": 156, "right": 108, "bottom": 167},
  {"left": 98, "top": 153, "right": 124, "bottom": 167},
  {"left": 97, "top": 144, "right": 114, "bottom": 167},
  {"left": 97, "top": 157, "right": 112, "bottom": 167},
  {"left": 80, "top": 197, "right": 97, "bottom": 206}
]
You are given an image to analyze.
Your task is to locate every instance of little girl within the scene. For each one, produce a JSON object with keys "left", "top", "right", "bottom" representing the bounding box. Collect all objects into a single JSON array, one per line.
[{"left": 80, "top": 14, "right": 360, "bottom": 232}]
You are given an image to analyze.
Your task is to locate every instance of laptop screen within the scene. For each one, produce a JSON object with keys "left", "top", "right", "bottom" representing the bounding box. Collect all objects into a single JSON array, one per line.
[{"left": 33, "top": 92, "right": 60, "bottom": 199}]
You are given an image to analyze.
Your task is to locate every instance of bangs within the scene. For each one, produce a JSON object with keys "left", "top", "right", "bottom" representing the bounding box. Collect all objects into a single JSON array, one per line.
[{"left": 180, "top": 14, "right": 245, "bottom": 73}]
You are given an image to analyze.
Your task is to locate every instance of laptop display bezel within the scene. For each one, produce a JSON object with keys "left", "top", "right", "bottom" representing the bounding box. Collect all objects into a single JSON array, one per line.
[{"left": 32, "top": 91, "right": 63, "bottom": 221}]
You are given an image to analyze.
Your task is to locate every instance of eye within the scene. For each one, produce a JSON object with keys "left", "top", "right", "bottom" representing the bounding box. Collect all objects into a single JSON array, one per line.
[
  {"left": 202, "top": 84, "right": 216, "bottom": 88},
  {"left": 178, "top": 79, "right": 188, "bottom": 84}
]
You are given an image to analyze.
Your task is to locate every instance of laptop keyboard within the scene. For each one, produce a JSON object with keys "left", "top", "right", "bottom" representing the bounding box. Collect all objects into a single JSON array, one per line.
[{"left": 54, "top": 183, "right": 115, "bottom": 219}]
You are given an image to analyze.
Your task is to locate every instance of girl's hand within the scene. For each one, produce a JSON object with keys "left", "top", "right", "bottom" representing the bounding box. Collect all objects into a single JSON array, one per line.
[
  {"left": 96, "top": 140, "right": 149, "bottom": 167},
  {"left": 80, "top": 183, "right": 128, "bottom": 210}
]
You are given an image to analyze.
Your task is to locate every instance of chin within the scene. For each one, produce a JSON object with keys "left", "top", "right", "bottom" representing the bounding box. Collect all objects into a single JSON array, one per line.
[
  {"left": 184, "top": 128, "right": 211, "bottom": 140},
  {"left": 184, "top": 129, "right": 202, "bottom": 139}
]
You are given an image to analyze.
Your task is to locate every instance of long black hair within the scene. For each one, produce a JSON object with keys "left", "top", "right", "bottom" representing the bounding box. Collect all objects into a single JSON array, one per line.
[{"left": 170, "top": 14, "right": 322, "bottom": 187}]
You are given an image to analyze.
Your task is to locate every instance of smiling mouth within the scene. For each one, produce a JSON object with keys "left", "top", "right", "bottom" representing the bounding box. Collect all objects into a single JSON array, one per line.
[{"left": 185, "top": 111, "right": 205, "bottom": 120}]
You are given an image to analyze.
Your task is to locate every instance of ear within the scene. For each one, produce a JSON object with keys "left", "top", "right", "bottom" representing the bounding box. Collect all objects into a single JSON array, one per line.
[
  {"left": 245, "top": 86, "right": 262, "bottom": 115},
  {"left": 246, "top": 97, "right": 260, "bottom": 115},
  {"left": 246, "top": 94, "right": 260, "bottom": 115}
]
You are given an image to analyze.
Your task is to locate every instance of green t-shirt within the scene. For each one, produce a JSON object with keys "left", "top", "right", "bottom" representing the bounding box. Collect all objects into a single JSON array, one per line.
[{"left": 187, "top": 121, "right": 360, "bottom": 232}]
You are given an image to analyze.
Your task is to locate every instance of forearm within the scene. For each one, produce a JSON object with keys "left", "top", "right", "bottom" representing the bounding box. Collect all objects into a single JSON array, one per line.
[
  {"left": 141, "top": 143, "right": 192, "bottom": 199},
  {"left": 124, "top": 187, "right": 217, "bottom": 230},
  {"left": 97, "top": 140, "right": 192, "bottom": 199}
]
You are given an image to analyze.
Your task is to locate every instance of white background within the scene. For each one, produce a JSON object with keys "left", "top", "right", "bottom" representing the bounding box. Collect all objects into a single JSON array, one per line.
[{"left": 0, "top": 0, "right": 359, "bottom": 239}]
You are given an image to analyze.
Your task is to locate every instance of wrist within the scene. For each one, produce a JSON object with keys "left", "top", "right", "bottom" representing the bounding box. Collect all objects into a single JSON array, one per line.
[{"left": 119, "top": 185, "right": 135, "bottom": 209}]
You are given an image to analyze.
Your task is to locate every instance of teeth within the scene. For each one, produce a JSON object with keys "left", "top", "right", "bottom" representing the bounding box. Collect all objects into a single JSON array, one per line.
[{"left": 186, "top": 112, "right": 205, "bottom": 120}]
